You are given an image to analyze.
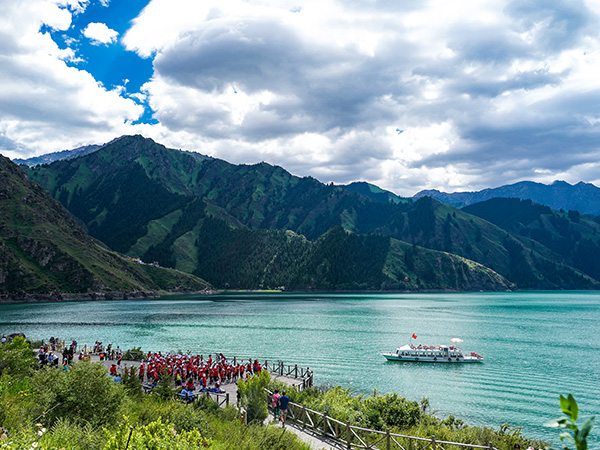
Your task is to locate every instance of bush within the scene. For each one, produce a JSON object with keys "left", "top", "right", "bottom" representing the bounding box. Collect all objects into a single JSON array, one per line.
[
  {"left": 31, "top": 360, "right": 124, "bottom": 428},
  {"left": 237, "top": 371, "right": 271, "bottom": 424},
  {"left": 123, "top": 347, "right": 145, "bottom": 361},
  {"left": 0, "top": 337, "right": 37, "bottom": 376},
  {"left": 103, "top": 416, "right": 211, "bottom": 450},
  {"left": 153, "top": 368, "right": 175, "bottom": 400},
  {"left": 360, "top": 392, "right": 422, "bottom": 430},
  {"left": 122, "top": 366, "right": 143, "bottom": 399}
]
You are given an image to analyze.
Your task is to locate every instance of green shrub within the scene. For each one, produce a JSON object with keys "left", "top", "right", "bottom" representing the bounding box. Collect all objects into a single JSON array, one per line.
[
  {"left": 123, "top": 347, "right": 145, "bottom": 361},
  {"left": 237, "top": 371, "right": 270, "bottom": 424},
  {"left": 360, "top": 392, "right": 421, "bottom": 430},
  {"left": 153, "top": 368, "right": 175, "bottom": 400},
  {"left": 0, "top": 337, "right": 37, "bottom": 377},
  {"left": 31, "top": 360, "right": 124, "bottom": 428},
  {"left": 122, "top": 366, "right": 143, "bottom": 399},
  {"left": 103, "top": 416, "right": 211, "bottom": 450}
]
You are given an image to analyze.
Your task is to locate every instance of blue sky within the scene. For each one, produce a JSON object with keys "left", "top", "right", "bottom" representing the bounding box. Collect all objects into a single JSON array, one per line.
[{"left": 2, "top": 0, "right": 600, "bottom": 196}]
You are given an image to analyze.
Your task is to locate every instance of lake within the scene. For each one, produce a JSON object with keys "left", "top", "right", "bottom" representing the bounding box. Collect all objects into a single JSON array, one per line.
[{"left": 1, "top": 291, "right": 598, "bottom": 446}]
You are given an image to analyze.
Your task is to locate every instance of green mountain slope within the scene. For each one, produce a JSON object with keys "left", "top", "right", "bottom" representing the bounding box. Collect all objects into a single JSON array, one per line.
[
  {"left": 0, "top": 155, "right": 211, "bottom": 301},
  {"left": 463, "top": 198, "right": 600, "bottom": 282},
  {"left": 339, "top": 181, "right": 408, "bottom": 204},
  {"left": 27, "top": 135, "right": 599, "bottom": 290}
]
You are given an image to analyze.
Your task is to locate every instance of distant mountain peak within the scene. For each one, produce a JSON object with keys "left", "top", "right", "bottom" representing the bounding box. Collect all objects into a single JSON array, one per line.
[{"left": 415, "top": 180, "right": 600, "bottom": 216}]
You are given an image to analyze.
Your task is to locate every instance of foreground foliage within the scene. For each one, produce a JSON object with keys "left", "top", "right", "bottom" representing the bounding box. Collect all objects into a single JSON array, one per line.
[
  {"left": 1, "top": 339, "right": 593, "bottom": 450},
  {"left": 266, "top": 380, "right": 551, "bottom": 450},
  {"left": 0, "top": 341, "right": 309, "bottom": 450},
  {"left": 545, "top": 394, "right": 595, "bottom": 450}
]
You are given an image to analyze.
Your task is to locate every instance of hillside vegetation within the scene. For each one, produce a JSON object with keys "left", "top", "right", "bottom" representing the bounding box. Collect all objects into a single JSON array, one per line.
[
  {"left": 463, "top": 198, "right": 600, "bottom": 282},
  {"left": 0, "top": 155, "right": 211, "bottom": 301},
  {"left": 26, "top": 135, "right": 600, "bottom": 290}
]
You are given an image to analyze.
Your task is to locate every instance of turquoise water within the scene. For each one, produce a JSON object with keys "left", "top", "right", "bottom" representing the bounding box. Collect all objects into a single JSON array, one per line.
[{"left": 1, "top": 291, "right": 599, "bottom": 446}]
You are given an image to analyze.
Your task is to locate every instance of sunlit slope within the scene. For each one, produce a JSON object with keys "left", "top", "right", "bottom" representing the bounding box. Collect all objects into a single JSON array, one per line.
[{"left": 0, "top": 155, "right": 210, "bottom": 300}]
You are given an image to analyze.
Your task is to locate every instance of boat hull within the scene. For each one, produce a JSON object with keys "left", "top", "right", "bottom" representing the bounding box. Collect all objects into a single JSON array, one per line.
[{"left": 382, "top": 353, "right": 483, "bottom": 363}]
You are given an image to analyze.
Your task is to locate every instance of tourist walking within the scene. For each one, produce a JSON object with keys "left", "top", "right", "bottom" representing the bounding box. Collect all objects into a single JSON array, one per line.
[
  {"left": 272, "top": 390, "right": 281, "bottom": 421},
  {"left": 279, "top": 391, "right": 290, "bottom": 427}
]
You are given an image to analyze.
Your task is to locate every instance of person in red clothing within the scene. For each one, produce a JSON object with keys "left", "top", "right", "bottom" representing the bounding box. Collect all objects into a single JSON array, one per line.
[
  {"left": 186, "top": 378, "right": 195, "bottom": 391},
  {"left": 110, "top": 364, "right": 117, "bottom": 376}
]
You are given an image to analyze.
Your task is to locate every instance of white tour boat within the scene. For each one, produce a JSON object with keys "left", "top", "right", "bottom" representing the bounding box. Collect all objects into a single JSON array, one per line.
[{"left": 382, "top": 344, "right": 484, "bottom": 363}]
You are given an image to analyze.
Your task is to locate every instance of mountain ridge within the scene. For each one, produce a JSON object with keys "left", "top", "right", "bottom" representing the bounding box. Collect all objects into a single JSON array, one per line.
[
  {"left": 0, "top": 153, "right": 212, "bottom": 301},
  {"left": 415, "top": 180, "right": 600, "bottom": 216},
  {"left": 25, "top": 135, "right": 600, "bottom": 290}
]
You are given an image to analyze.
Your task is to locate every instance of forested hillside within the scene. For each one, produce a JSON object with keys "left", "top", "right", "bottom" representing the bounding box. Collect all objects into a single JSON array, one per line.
[
  {"left": 0, "top": 155, "right": 211, "bottom": 301},
  {"left": 463, "top": 198, "right": 600, "bottom": 282},
  {"left": 26, "top": 135, "right": 600, "bottom": 290}
]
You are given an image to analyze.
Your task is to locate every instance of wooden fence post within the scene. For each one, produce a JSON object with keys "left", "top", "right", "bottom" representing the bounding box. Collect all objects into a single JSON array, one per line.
[
  {"left": 387, "top": 429, "right": 391, "bottom": 450},
  {"left": 302, "top": 405, "right": 307, "bottom": 429},
  {"left": 226, "top": 393, "right": 229, "bottom": 406},
  {"left": 346, "top": 422, "right": 351, "bottom": 449},
  {"left": 323, "top": 413, "right": 328, "bottom": 436},
  {"left": 294, "top": 364, "right": 298, "bottom": 378},
  {"left": 431, "top": 435, "right": 437, "bottom": 450}
]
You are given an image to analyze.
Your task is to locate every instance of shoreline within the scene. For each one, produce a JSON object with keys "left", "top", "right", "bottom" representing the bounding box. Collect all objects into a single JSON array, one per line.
[{"left": 11, "top": 286, "right": 600, "bottom": 304}]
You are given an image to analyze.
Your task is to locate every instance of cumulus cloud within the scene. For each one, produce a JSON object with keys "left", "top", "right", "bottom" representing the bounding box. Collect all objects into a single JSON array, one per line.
[
  {"left": 120, "top": 0, "right": 600, "bottom": 194},
  {"left": 3, "top": 0, "right": 600, "bottom": 196},
  {"left": 0, "top": 0, "right": 143, "bottom": 158},
  {"left": 83, "top": 22, "right": 118, "bottom": 45}
]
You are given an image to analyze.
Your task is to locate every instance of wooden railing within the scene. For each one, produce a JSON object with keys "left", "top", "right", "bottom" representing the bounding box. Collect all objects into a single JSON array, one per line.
[
  {"left": 230, "top": 357, "right": 313, "bottom": 390},
  {"left": 266, "top": 389, "right": 498, "bottom": 450}
]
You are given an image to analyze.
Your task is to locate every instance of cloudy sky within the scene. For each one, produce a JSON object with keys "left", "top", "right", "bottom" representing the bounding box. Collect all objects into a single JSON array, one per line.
[{"left": 2, "top": 0, "right": 600, "bottom": 196}]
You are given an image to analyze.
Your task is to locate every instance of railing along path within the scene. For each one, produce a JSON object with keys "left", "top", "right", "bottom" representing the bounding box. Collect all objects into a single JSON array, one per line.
[{"left": 265, "top": 389, "right": 499, "bottom": 450}]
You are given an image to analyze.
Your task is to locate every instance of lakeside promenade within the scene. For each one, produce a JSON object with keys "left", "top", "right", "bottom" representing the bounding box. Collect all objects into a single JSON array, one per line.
[
  {"left": 72, "top": 348, "right": 339, "bottom": 449},
  {"left": 36, "top": 342, "right": 510, "bottom": 450}
]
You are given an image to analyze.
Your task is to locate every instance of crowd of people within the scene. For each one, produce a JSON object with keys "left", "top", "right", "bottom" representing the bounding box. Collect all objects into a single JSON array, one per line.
[
  {"left": 37, "top": 338, "right": 79, "bottom": 369},
  {"left": 137, "top": 351, "right": 266, "bottom": 400},
  {"left": 34, "top": 337, "right": 300, "bottom": 418}
]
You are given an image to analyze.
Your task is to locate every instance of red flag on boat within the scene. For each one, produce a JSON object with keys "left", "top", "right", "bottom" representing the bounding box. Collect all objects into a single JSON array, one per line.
[{"left": 412, "top": 333, "right": 417, "bottom": 339}]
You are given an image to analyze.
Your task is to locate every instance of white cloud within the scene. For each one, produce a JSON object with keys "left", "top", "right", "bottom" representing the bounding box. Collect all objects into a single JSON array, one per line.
[
  {"left": 0, "top": 0, "right": 143, "bottom": 158},
  {"left": 119, "top": 0, "right": 600, "bottom": 195},
  {"left": 4, "top": 0, "right": 600, "bottom": 197},
  {"left": 83, "top": 22, "right": 118, "bottom": 45}
]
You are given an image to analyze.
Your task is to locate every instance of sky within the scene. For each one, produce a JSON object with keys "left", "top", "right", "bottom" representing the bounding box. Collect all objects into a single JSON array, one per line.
[{"left": 2, "top": 0, "right": 600, "bottom": 196}]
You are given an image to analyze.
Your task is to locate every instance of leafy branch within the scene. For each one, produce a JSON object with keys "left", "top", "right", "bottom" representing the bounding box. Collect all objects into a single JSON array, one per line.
[{"left": 545, "top": 394, "right": 595, "bottom": 450}]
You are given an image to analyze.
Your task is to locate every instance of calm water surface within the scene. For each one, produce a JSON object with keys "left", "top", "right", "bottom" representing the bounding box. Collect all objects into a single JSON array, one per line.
[{"left": 1, "top": 291, "right": 599, "bottom": 446}]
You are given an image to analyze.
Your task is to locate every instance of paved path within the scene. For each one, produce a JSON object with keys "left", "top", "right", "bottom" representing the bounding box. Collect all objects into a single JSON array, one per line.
[
  {"left": 263, "top": 417, "right": 345, "bottom": 450},
  {"left": 84, "top": 353, "right": 338, "bottom": 450}
]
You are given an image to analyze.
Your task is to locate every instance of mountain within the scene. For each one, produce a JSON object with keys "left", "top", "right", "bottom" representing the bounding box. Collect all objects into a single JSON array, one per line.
[
  {"left": 463, "top": 198, "right": 600, "bottom": 282},
  {"left": 339, "top": 181, "right": 408, "bottom": 204},
  {"left": 26, "top": 135, "right": 600, "bottom": 290},
  {"left": 0, "top": 154, "right": 211, "bottom": 301},
  {"left": 414, "top": 180, "right": 600, "bottom": 216},
  {"left": 13, "top": 144, "right": 104, "bottom": 167}
]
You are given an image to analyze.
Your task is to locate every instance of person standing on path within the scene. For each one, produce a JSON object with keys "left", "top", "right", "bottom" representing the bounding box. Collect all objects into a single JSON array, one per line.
[
  {"left": 279, "top": 391, "right": 290, "bottom": 427},
  {"left": 272, "top": 390, "right": 281, "bottom": 421}
]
